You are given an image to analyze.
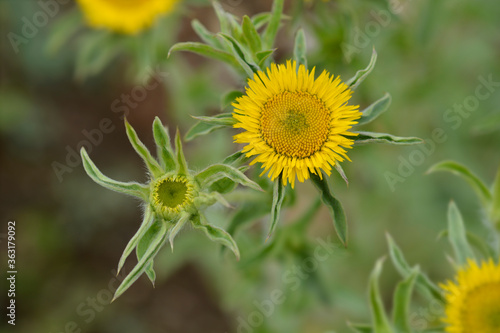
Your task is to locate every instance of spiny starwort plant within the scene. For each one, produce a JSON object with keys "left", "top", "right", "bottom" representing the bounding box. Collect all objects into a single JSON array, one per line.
[
  {"left": 80, "top": 117, "right": 262, "bottom": 300},
  {"left": 169, "top": 0, "right": 422, "bottom": 245},
  {"left": 351, "top": 161, "right": 500, "bottom": 333}
]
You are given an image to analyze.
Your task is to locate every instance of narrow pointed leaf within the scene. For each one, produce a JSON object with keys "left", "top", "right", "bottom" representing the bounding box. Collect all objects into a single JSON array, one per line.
[
  {"left": 192, "top": 113, "right": 236, "bottom": 127},
  {"left": 262, "top": 0, "right": 284, "bottom": 49},
  {"left": 168, "top": 42, "right": 240, "bottom": 68},
  {"left": 334, "top": 163, "right": 349, "bottom": 186},
  {"left": 438, "top": 229, "right": 497, "bottom": 259},
  {"left": 80, "top": 148, "right": 149, "bottom": 200},
  {"left": 221, "top": 91, "right": 244, "bottom": 110},
  {"left": 218, "top": 33, "right": 259, "bottom": 76},
  {"left": 447, "top": 201, "right": 476, "bottom": 265},
  {"left": 369, "top": 258, "right": 393, "bottom": 333},
  {"left": 212, "top": 1, "right": 231, "bottom": 34},
  {"left": 168, "top": 213, "right": 190, "bottom": 251},
  {"left": 311, "top": 173, "right": 348, "bottom": 246},
  {"left": 117, "top": 208, "right": 155, "bottom": 274},
  {"left": 175, "top": 130, "right": 188, "bottom": 175},
  {"left": 222, "top": 150, "right": 249, "bottom": 166},
  {"left": 256, "top": 49, "right": 275, "bottom": 68},
  {"left": 293, "top": 28, "right": 307, "bottom": 68},
  {"left": 144, "top": 262, "right": 156, "bottom": 286},
  {"left": 353, "top": 131, "right": 423, "bottom": 145},
  {"left": 386, "top": 234, "right": 445, "bottom": 302},
  {"left": 125, "top": 120, "right": 163, "bottom": 178},
  {"left": 192, "top": 214, "right": 240, "bottom": 260},
  {"left": 251, "top": 12, "right": 272, "bottom": 30},
  {"left": 185, "top": 113, "right": 234, "bottom": 141},
  {"left": 268, "top": 175, "right": 286, "bottom": 239},
  {"left": 348, "top": 323, "right": 374, "bottom": 333},
  {"left": 357, "top": 93, "right": 392, "bottom": 126},
  {"left": 392, "top": 269, "right": 418, "bottom": 333},
  {"left": 191, "top": 19, "right": 222, "bottom": 48},
  {"left": 346, "top": 48, "right": 377, "bottom": 89},
  {"left": 196, "top": 164, "right": 262, "bottom": 192},
  {"left": 152, "top": 117, "right": 176, "bottom": 172},
  {"left": 491, "top": 166, "right": 500, "bottom": 224},
  {"left": 113, "top": 220, "right": 168, "bottom": 301},
  {"left": 427, "top": 161, "right": 492, "bottom": 207},
  {"left": 242, "top": 15, "right": 262, "bottom": 54}
]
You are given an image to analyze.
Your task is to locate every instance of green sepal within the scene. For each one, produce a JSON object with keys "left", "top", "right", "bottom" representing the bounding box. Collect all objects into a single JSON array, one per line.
[
  {"left": 168, "top": 42, "right": 240, "bottom": 69},
  {"left": 80, "top": 148, "right": 149, "bottom": 200},
  {"left": 191, "top": 113, "right": 236, "bottom": 127},
  {"left": 221, "top": 91, "right": 244, "bottom": 110},
  {"left": 218, "top": 33, "right": 260, "bottom": 76},
  {"left": 346, "top": 48, "right": 377, "bottom": 90},
  {"left": 386, "top": 234, "right": 445, "bottom": 303},
  {"left": 392, "top": 269, "right": 418, "bottom": 333},
  {"left": 369, "top": 258, "right": 393, "bottom": 333},
  {"left": 174, "top": 130, "right": 188, "bottom": 176},
  {"left": 124, "top": 120, "right": 163, "bottom": 179},
  {"left": 195, "top": 164, "right": 262, "bottom": 192},
  {"left": 267, "top": 175, "right": 286, "bottom": 239},
  {"left": 447, "top": 201, "right": 476, "bottom": 265},
  {"left": 185, "top": 113, "right": 234, "bottom": 141},
  {"left": 242, "top": 15, "right": 262, "bottom": 54},
  {"left": 348, "top": 323, "right": 374, "bottom": 333},
  {"left": 427, "top": 160, "right": 492, "bottom": 207},
  {"left": 191, "top": 19, "right": 223, "bottom": 49},
  {"left": 293, "top": 28, "right": 308, "bottom": 68},
  {"left": 311, "top": 173, "right": 348, "bottom": 247},
  {"left": 116, "top": 208, "right": 155, "bottom": 275},
  {"left": 113, "top": 219, "right": 169, "bottom": 301},
  {"left": 152, "top": 117, "right": 176, "bottom": 172},
  {"left": 168, "top": 213, "right": 190, "bottom": 251},
  {"left": 192, "top": 214, "right": 240, "bottom": 260},
  {"left": 357, "top": 93, "right": 392, "bottom": 126},
  {"left": 353, "top": 131, "right": 423, "bottom": 145},
  {"left": 262, "top": 0, "right": 284, "bottom": 50}
]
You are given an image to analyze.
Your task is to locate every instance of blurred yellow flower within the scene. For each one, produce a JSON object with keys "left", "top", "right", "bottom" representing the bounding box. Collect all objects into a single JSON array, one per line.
[
  {"left": 441, "top": 259, "right": 500, "bottom": 333},
  {"left": 233, "top": 60, "right": 360, "bottom": 188},
  {"left": 76, "top": 0, "right": 178, "bottom": 34}
]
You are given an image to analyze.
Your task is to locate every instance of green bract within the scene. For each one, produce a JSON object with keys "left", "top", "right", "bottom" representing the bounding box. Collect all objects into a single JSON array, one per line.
[{"left": 80, "top": 117, "right": 262, "bottom": 300}]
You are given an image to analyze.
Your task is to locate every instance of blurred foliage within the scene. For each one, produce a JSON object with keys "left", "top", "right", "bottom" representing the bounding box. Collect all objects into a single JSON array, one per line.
[{"left": 1, "top": 0, "right": 500, "bottom": 333}]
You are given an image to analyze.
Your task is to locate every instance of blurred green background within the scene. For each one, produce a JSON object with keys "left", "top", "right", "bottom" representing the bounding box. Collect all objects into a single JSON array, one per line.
[{"left": 1, "top": 0, "right": 499, "bottom": 332}]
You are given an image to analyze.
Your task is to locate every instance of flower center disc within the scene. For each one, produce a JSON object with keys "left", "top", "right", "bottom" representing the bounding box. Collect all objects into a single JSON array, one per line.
[
  {"left": 260, "top": 91, "right": 330, "bottom": 158},
  {"left": 156, "top": 179, "right": 188, "bottom": 208},
  {"left": 462, "top": 282, "right": 500, "bottom": 333}
]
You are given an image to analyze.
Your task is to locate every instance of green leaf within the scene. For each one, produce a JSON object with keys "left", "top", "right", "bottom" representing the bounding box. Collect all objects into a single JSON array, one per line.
[
  {"left": 221, "top": 91, "right": 244, "bottom": 110},
  {"left": 353, "top": 131, "right": 423, "bottom": 145},
  {"left": 386, "top": 234, "right": 445, "bottom": 303},
  {"left": 185, "top": 114, "right": 231, "bottom": 141},
  {"left": 125, "top": 120, "right": 163, "bottom": 178},
  {"left": 262, "top": 0, "right": 284, "bottom": 49},
  {"left": 191, "top": 19, "right": 222, "bottom": 48},
  {"left": 267, "top": 175, "right": 286, "bottom": 239},
  {"left": 438, "top": 229, "right": 497, "bottom": 262},
  {"left": 348, "top": 323, "right": 374, "bottom": 333},
  {"left": 152, "top": 117, "right": 176, "bottom": 172},
  {"left": 346, "top": 48, "right": 377, "bottom": 90},
  {"left": 251, "top": 12, "right": 272, "bottom": 30},
  {"left": 168, "top": 42, "right": 240, "bottom": 69},
  {"left": 369, "top": 258, "right": 393, "bottom": 333},
  {"left": 75, "top": 31, "right": 121, "bottom": 80},
  {"left": 80, "top": 148, "right": 149, "bottom": 200},
  {"left": 491, "top": 166, "right": 500, "bottom": 224},
  {"left": 222, "top": 150, "right": 249, "bottom": 166},
  {"left": 293, "top": 28, "right": 308, "bottom": 68},
  {"left": 256, "top": 49, "right": 275, "bottom": 68},
  {"left": 427, "top": 160, "right": 492, "bottom": 207},
  {"left": 242, "top": 15, "right": 262, "bottom": 54},
  {"left": 46, "top": 8, "right": 82, "bottom": 55},
  {"left": 212, "top": 1, "right": 231, "bottom": 34},
  {"left": 136, "top": 216, "right": 166, "bottom": 286},
  {"left": 113, "top": 219, "right": 168, "bottom": 301},
  {"left": 218, "top": 33, "right": 260, "bottom": 76},
  {"left": 195, "top": 164, "right": 262, "bottom": 192},
  {"left": 334, "top": 163, "right": 349, "bottom": 186},
  {"left": 192, "top": 214, "right": 240, "bottom": 260},
  {"left": 357, "top": 93, "right": 392, "bottom": 126},
  {"left": 311, "top": 173, "right": 348, "bottom": 247},
  {"left": 392, "top": 269, "right": 418, "bottom": 333},
  {"left": 447, "top": 201, "right": 476, "bottom": 265},
  {"left": 117, "top": 208, "right": 155, "bottom": 275},
  {"left": 168, "top": 213, "right": 190, "bottom": 251},
  {"left": 175, "top": 130, "right": 188, "bottom": 176},
  {"left": 191, "top": 113, "right": 236, "bottom": 127}
]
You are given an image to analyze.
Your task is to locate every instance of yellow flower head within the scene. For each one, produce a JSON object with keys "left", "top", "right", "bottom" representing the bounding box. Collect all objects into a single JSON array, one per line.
[
  {"left": 76, "top": 0, "right": 178, "bottom": 34},
  {"left": 233, "top": 60, "right": 360, "bottom": 188},
  {"left": 441, "top": 258, "right": 500, "bottom": 333}
]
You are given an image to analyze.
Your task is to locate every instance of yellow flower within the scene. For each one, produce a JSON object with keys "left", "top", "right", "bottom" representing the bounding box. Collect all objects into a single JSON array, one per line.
[
  {"left": 441, "top": 258, "right": 500, "bottom": 333},
  {"left": 233, "top": 60, "right": 360, "bottom": 188},
  {"left": 76, "top": 0, "right": 178, "bottom": 34}
]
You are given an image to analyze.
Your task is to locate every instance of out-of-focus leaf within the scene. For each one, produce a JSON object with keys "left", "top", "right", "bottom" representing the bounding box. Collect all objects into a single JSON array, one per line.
[
  {"left": 196, "top": 164, "right": 262, "bottom": 192},
  {"left": 392, "top": 269, "right": 418, "bottom": 333},
  {"left": 175, "top": 130, "right": 188, "bottom": 176},
  {"left": 492, "top": 166, "right": 500, "bottom": 224},
  {"left": 242, "top": 15, "right": 262, "bottom": 54},
  {"left": 357, "top": 93, "right": 392, "bottom": 126},
  {"left": 152, "top": 117, "right": 176, "bottom": 172},
  {"left": 191, "top": 19, "right": 222, "bottom": 48},
  {"left": 219, "top": 33, "right": 260, "bottom": 76},
  {"left": 447, "top": 201, "right": 476, "bottom": 265},
  {"left": 221, "top": 91, "right": 244, "bottom": 110},
  {"left": 185, "top": 113, "right": 234, "bottom": 141},
  {"left": 353, "top": 131, "right": 423, "bottom": 145},
  {"left": 168, "top": 213, "right": 190, "bottom": 250},
  {"left": 267, "top": 175, "right": 285, "bottom": 239},
  {"left": 369, "top": 258, "right": 393, "bottom": 333},
  {"left": 125, "top": 120, "right": 163, "bottom": 178},
  {"left": 262, "top": 0, "right": 284, "bottom": 49},
  {"left": 293, "top": 28, "right": 307, "bottom": 68},
  {"left": 348, "top": 323, "right": 374, "bottom": 333},
  {"left": 192, "top": 214, "right": 240, "bottom": 260},
  {"left": 192, "top": 113, "right": 236, "bottom": 127},
  {"left": 168, "top": 42, "right": 240, "bottom": 68},
  {"left": 346, "top": 48, "right": 377, "bottom": 89}
]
